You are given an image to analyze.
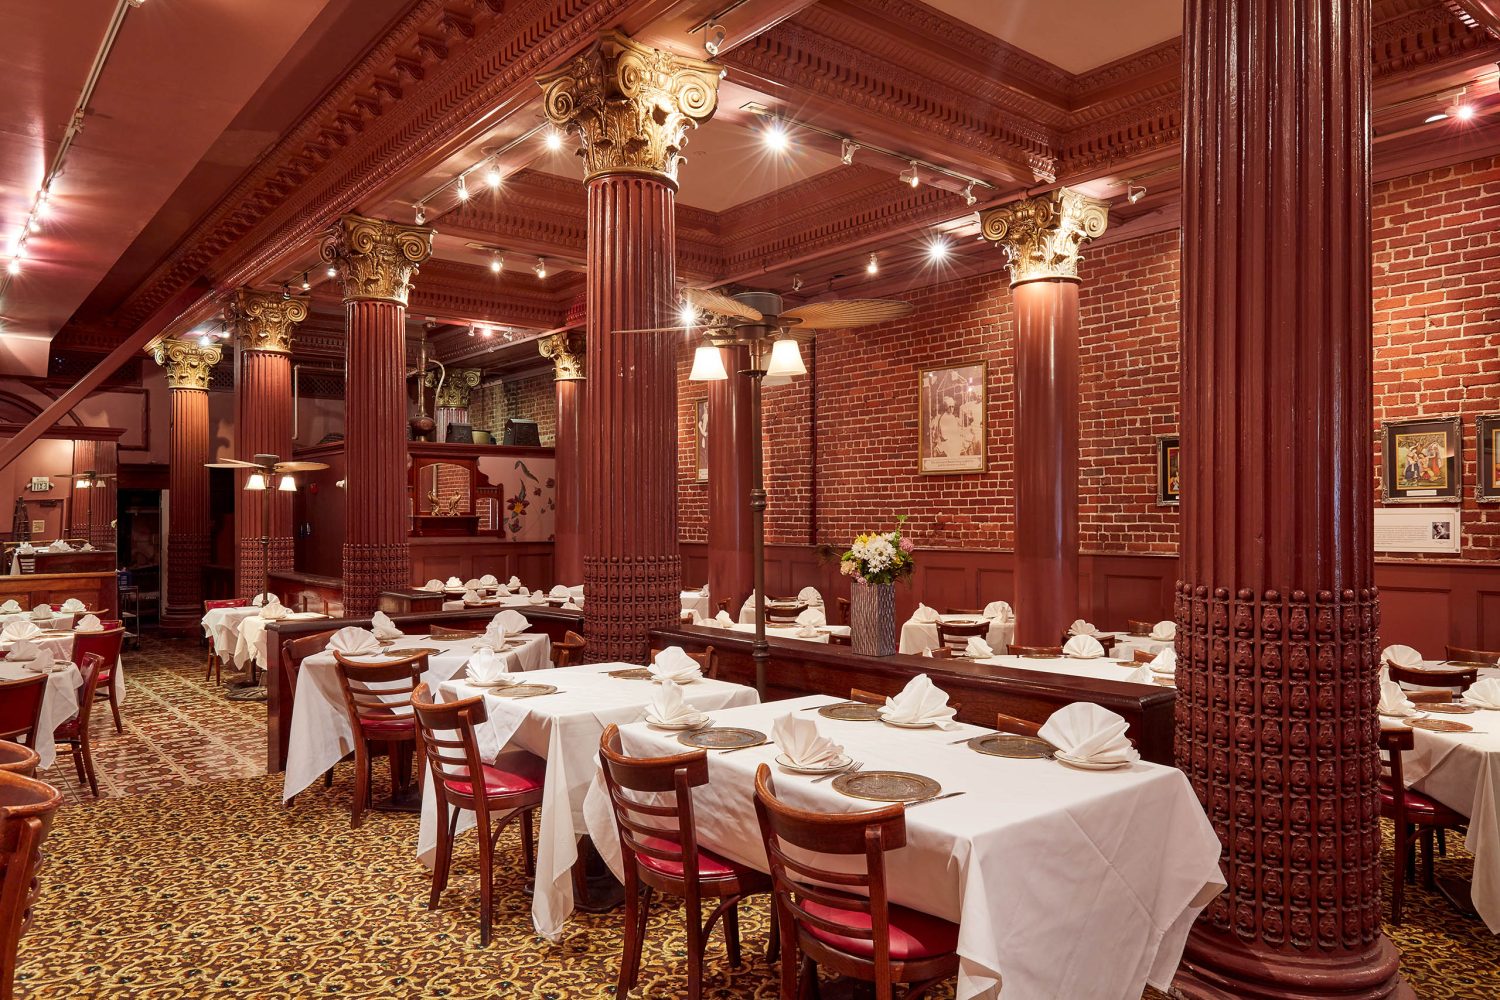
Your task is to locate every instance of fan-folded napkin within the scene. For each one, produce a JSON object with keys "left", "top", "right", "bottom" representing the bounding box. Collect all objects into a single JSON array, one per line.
[
  {"left": 462, "top": 588, "right": 481, "bottom": 603},
  {"left": 0, "top": 600, "right": 19, "bottom": 614},
  {"left": 982, "top": 601, "right": 1012, "bottom": 621},
  {"left": 251, "top": 593, "right": 270, "bottom": 607},
  {"left": 1063, "top": 634, "right": 1105, "bottom": 658},
  {"left": 79, "top": 542, "right": 95, "bottom": 552},
  {"left": 1462, "top": 677, "right": 1500, "bottom": 710},
  {"left": 772, "top": 713, "right": 844, "bottom": 767},
  {"left": 1039, "top": 703, "right": 1139, "bottom": 764},
  {"left": 528, "top": 591, "right": 547, "bottom": 605},
  {"left": 29, "top": 604, "right": 52, "bottom": 620},
  {"left": 15, "top": 543, "right": 33, "bottom": 555},
  {"left": 878, "top": 674, "right": 957, "bottom": 729},
  {"left": 370, "top": 612, "right": 403, "bottom": 640},
  {"left": 1122, "top": 664, "right": 1156, "bottom": 685},
  {"left": 1378, "top": 678, "right": 1418, "bottom": 717},
  {"left": 464, "top": 578, "right": 481, "bottom": 590},
  {"left": 702, "top": 610, "right": 735, "bottom": 629},
  {"left": 650, "top": 646, "right": 703, "bottom": 683},
  {"left": 61, "top": 598, "right": 86, "bottom": 612},
  {"left": 259, "top": 600, "right": 289, "bottom": 621},
  {"left": 964, "top": 636, "right": 994, "bottom": 658},
  {"left": 797, "top": 587, "right": 824, "bottom": 608},
  {"left": 1068, "top": 619, "right": 1099, "bottom": 637},
  {"left": 488, "top": 610, "right": 530, "bottom": 634},
  {"left": 508, "top": 576, "right": 523, "bottom": 589},
  {"left": 795, "top": 607, "right": 826, "bottom": 627},
  {"left": 327, "top": 627, "right": 381, "bottom": 657},
  {"left": 1149, "top": 647, "right": 1177, "bottom": 674},
  {"left": 467, "top": 647, "right": 518, "bottom": 686},
  {"left": 6, "top": 641, "right": 54, "bottom": 671},
  {"left": 911, "top": 603, "right": 941, "bottom": 624},
  {"left": 646, "top": 680, "right": 705, "bottom": 726},
  {"left": 421, "top": 579, "right": 444, "bottom": 592},
  {"left": 47, "top": 540, "right": 72, "bottom": 552},
  {"left": 569, "top": 585, "right": 585, "bottom": 600},
  {"left": 1150, "top": 620, "right": 1177, "bottom": 641},
  {"left": 74, "top": 614, "right": 103, "bottom": 632},
  {"left": 445, "top": 576, "right": 463, "bottom": 588},
  {"left": 2, "top": 620, "right": 42, "bottom": 641},
  {"left": 479, "top": 574, "right": 499, "bottom": 587},
  {"left": 1381, "top": 644, "right": 1423, "bottom": 668},
  {"left": 562, "top": 600, "right": 582, "bottom": 611},
  {"left": 697, "top": 584, "right": 709, "bottom": 597},
  {"left": 549, "top": 585, "right": 570, "bottom": 599}
]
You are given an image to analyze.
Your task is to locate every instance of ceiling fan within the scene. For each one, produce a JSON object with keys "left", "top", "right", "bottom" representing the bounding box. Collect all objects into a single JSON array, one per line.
[
  {"left": 617, "top": 286, "right": 916, "bottom": 341},
  {"left": 206, "top": 453, "right": 329, "bottom": 490},
  {"left": 72, "top": 470, "right": 117, "bottom": 488}
]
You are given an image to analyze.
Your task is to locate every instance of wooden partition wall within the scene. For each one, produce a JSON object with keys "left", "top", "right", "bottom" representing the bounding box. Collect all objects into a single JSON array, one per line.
[{"left": 0, "top": 571, "right": 118, "bottom": 617}]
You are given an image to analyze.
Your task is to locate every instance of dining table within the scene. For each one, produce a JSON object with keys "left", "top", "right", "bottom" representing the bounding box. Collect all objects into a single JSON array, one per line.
[
  {"left": 419, "top": 662, "right": 759, "bottom": 939},
  {"left": 0, "top": 628, "right": 128, "bottom": 704},
  {"left": 899, "top": 613, "right": 1014, "bottom": 656},
  {"left": 281, "top": 629, "right": 553, "bottom": 801},
  {"left": 680, "top": 589, "right": 713, "bottom": 620},
  {"left": 970, "top": 650, "right": 1173, "bottom": 689},
  {"left": 582, "top": 694, "right": 1224, "bottom": 1000},
  {"left": 234, "top": 611, "right": 330, "bottom": 672},
  {"left": 0, "top": 611, "right": 77, "bottom": 631},
  {"left": 0, "top": 659, "right": 81, "bottom": 769},
  {"left": 713, "top": 621, "right": 849, "bottom": 644},
  {"left": 1098, "top": 630, "right": 1174, "bottom": 661},
  {"left": 201, "top": 605, "right": 263, "bottom": 665}
]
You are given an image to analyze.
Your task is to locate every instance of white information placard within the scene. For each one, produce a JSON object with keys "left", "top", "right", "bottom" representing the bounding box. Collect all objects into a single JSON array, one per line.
[{"left": 1374, "top": 507, "right": 1461, "bottom": 554}]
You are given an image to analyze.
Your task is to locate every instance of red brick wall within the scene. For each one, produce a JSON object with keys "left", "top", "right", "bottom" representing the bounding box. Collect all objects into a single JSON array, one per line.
[{"left": 470, "top": 372, "right": 556, "bottom": 446}]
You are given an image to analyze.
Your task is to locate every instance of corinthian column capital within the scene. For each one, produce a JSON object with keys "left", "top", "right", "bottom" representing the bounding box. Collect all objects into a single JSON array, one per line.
[
  {"left": 228, "top": 288, "right": 307, "bottom": 354},
  {"left": 427, "top": 368, "right": 482, "bottom": 408},
  {"left": 320, "top": 214, "right": 435, "bottom": 305},
  {"left": 151, "top": 340, "right": 223, "bottom": 391},
  {"left": 537, "top": 30, "right": 720, "bottom": 187},
  {"left": 539, "top": 331, "right": 585, "bottom": 381},
  {"left": 980, "top": 187, "right": 1110, "bottom": 287}
]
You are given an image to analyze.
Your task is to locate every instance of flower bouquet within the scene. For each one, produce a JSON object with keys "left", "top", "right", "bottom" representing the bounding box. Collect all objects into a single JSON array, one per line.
[{"left": 840, "top": 517, "right": 913, "bottom": 655}]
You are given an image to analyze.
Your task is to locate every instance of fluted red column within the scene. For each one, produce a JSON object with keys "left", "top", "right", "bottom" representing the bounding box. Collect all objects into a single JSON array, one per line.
[
  {"left": 541, "top": 332, "right": 586, "bottom": 586},
  {"left": 539, "top": 31, "right": 719, "bottom": 661},
  {"left": 152, "top": 340, "right": 221, "bottom": 631},
  {"left": 68, "top": 439, "right": 117, "bottom": 549},
  {"left": 322, "top": 215, "right": 434, "bottom": 617},
  {"left": 1171, "top": 1, "right": 1405, "bottom": 997},
  {"left": 708, "top": 344, "right": 754, "bottom": 610}
]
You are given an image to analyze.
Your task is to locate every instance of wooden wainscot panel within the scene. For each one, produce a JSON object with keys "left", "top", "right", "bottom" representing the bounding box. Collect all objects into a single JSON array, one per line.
[
  {"left": 652, "top": 625, "right": 1177, "bottom": 765},
  {"left": 408, "top": 539, "right": 555, "bottom": 590},
  {"left": 0, "top": 571, "right": 118, "bottom": 618},
  {"left": 267, "top": 570, "right": 344, "bottom": 617}
]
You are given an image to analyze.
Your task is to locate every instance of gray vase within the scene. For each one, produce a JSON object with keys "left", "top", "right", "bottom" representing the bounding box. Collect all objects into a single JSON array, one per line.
[{"left": 850, "top": 581, "right": 896, "bottom": 657}]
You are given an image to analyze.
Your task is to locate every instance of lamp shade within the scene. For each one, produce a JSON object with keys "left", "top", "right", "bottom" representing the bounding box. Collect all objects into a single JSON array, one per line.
[
  {"left": 74, "top": 478, "right": 91, "bottom": 488},
  {"left": 244, "top": 472, "right": 268, "bottom": 491},
  {"left": 277, "top": 474, "right": 297, "bottom": 492},
  {"left": 688, "top": 343, "right": 729, "bottom": 381},
  {"left": 765, "top": 338, "right": 806, "bottom": 378}
]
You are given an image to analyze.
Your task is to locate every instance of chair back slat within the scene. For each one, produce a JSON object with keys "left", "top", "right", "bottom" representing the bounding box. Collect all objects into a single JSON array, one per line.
[
  {"left": 71, "top": 628, "right": 125, "bottom": 672},
  {"left": 1443, "top": 645, "right": 1500, "bottom": 665},
  {"left": 410, "top": 682, "right": 492, "bottom": 796},
  {"left": 552, "top": 630, "right": 587, "bottom": 667},
  {"left": 0, "top": 676, "right": 47, "bottom": 748},
  {"left": 332, "top": 652, "right": 426, "bottom": 725},
  {"left": 935, "top": 621, "right": 988, "bottom": 651},
  {"left": 598, "top": 724, "right": 710, "bottom": 880},
  {"left": 994, "top": 712, "right": 1043, "bottom": 738},
  {"left": 0, "top": 769, "right": 65, "bottom": 973},
  {"left": 1010, "top": 644, "right": 1064, "bottom": 657},
  {"left": 203, "top": 598, "right": 249, "bottom": 612}
]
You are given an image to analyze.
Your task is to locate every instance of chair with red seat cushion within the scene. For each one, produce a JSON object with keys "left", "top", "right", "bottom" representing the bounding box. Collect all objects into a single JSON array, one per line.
[
  {"left": 0, "top": 676, "right": 46, "bottom": 756},
  {"left": 202, "top": 599, "right": 250, "bottom": 683},
  {"left": 332, "top": 650, "right": 426, "bottom": 830},
  {"left": 71, "top": 626, "right": 125, "bottom": 735},
  {"left": 0, "top": 769, "right": 65, "bottom": 1000},
  {"left": 599, "top": 724, "right": 775, "bottom": 1000},
  {"left": 54, "top": 653, "right": 106, "bottom": 797},
  {"left": 411, "top": 682, "right": 542, "bottom": 945},
  {"left": 1379, "top": 725, "right": 1468, "bottom": 923},
  {"left": 753, "top": 763, "right": 959, "bottom": 1000}
]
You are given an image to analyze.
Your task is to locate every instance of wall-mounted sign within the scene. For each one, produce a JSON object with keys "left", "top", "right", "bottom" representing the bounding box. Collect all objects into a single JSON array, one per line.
[
  {"left": 27, "top": 477, "right": 52, "bottom": 492},
  {"left": 1374, "top": 506, "right": 1461, "bottom": 554}
]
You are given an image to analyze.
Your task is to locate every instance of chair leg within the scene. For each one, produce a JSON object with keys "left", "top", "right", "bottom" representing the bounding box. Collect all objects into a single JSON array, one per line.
[
  {"left": 618, "top": 874, "right": 644, "bottom": 997},
  {"left": 429, "top": 804, "right": 453, "bottom": 910},
  {"left": 477, "top": 813, "right": 495, "bottom": 946},
  {"left": 765, "top": 895, "right": 781, "bottom": 964},
  {"left": 519, "top": 808, "right": 536, "bottom": 878},
  {"left": 107, "top": 676, "right": 123, "bottom": 734},
  {"left": 1421, "top": 827, "right": 1437, "bottom": 889},
  {"left": 350, "top": 742, "right": 369, "bottom": 829},
  {"left": 79, "top": 734, "right": 99, "bottom": 798},
  {"left": 685, "top": 893, "right": 704, "bottom": 1000},
  {"left": 724, "top": 899, "right": 743, "bottom": 968},
  {"left": 1437, "top": 827, "right": 1447, "bottom": 857},
  {"left": 204, "top": 649, "right": 215, "bottom": 682},
  {"left": 1390, "top": 818, "right": 1407, "bottom": 924},
  {"left": 68, "top": 740, "right": 86, "bottom": 789},
  {"left": 778, "top": 902, "right": 799, "bottom": 1000},
  {"left": 632, "top": 886, "right": 653, "bottom": 990},
  {"left": 798, "top": 955, "right": 820, "bottom": 1000}
]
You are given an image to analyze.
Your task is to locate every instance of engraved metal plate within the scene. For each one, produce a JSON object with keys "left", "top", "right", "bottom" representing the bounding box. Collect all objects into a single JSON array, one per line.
[
  {"left": 486, "top": 683, "right": 558, "bottom": 699},
  {"left": 817, "top": 702, "right": 883, "bottom": 722},
  {"left": 678, "top": 727, "right": 765, "bottom": 749},
  {"left": 1423, "top": 703, "right": 1478, "bottom": 715},
  {"left": 1404, "top": 717, "right": 1474, "bottom": 733},
  {"left": 607, "top": 667, "right": 654, "bottom": 680},
  {"left": 831, "top": 770, "right": 941, "bottom": 803},
  {"left": 386, "top": 646, "right": 442, "bottom": 657},
  {"left": 967, "top": 734, "right": 1056, "bottom": 759},
  {"left": 1441, "top": 660, "right": 1493, "bottom": 669}
]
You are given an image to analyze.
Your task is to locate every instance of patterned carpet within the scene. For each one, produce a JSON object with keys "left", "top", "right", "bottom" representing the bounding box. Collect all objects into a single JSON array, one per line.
[{"left": 12, "top": 636, "right": 1500, "bottom": 998}]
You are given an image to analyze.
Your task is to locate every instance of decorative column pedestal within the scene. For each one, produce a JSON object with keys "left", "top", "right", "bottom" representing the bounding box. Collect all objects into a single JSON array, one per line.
[
  {"left": 708, "top": 344, "right": 754, "bottom": 610},
  {"left": 229, "top": 289, "right": 305, "bottom": 599},
  {"left": 428, "top": 368, "right": 481, "bottom": 443},
  {"left": 322, "top": 214, "right": 435, "bottom": 617},
  {"left": 981, "top": 189, "right": 1108, "bottom": 646},
  {"left": 540, "top": 332, "right": 586, "bottom": 586},
  {"left": 540, "top": 31, "right": 719, "bottom": 662},
  {"left": 1172, "top": 1, "right": 1408, "bottom": 997},
  {"left": 153, "top": 340, "right": 221, "bottom": 631}
]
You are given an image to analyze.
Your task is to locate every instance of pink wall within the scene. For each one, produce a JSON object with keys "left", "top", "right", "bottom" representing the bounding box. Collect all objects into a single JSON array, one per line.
[{"left": 0, "top": 437, "right": 75, "bottom": 540}]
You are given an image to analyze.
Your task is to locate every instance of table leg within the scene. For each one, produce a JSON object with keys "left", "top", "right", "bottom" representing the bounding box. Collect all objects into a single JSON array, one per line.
[{"left": 570, "top": 836, "right": 624, "bottom": 913}]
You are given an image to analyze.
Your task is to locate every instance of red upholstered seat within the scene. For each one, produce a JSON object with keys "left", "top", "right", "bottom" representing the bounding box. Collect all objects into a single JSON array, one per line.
[
  {"left": 53, "top": 717, "right": 79, "bottom": 739},
  {"left": 801, "top": 896, "right": 960, "bottom": 961},
  {"left": 633, "top": 835, "right": 759, "bottom": 883},
  {"left": 357, "top": 714, "right": 415, "bottom": 738},
  {"left": 1378, "top": 776, "right": 1466, "bottom": 826},
  {"left": 442, "top": 756, "right": 545, "bottom": 799}
]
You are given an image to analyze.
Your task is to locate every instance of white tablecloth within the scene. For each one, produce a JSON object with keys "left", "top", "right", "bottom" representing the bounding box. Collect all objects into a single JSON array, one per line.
[
  {"left": 0, "top": 612, "right": 76, "bottom": 631},
  {"left": 419, "top": 663, "right": 759, "bottom": 939},
  {"left": 583, "top": 696, "right": 1223, "bottom": 1000},
  {"left": 1100, "top": 631, "right": 1173, "bottom": 661},
  {"left": 974, "top": 652, "right": 1171, "bottom": 688},
  {"left": 681, "top": 590, "right": 712, "bottom": 620},
  {"left": 708, "top": 621, "right": 846, "bottom": 644},
  {"left": 201, "top": 606, "right": 261, "bottom": 662},
  {"left": 234, "top": 612, "right": 329, "bottom": 671},
  {"left": 0, "top": 661, "right": 81, "bottom": 770},
  {"left": 900, "top": 614, "right": 1014, "bottom": 655},
  {"left": 281, "top": 631, "right": 552, "bottom": 800},
  {"left": 3, "top": 631, "right": 129, "bottom": 707}
]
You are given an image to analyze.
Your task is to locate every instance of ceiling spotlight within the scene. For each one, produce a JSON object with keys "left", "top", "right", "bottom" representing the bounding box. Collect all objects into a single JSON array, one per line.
[
  {"left": 866, "top": 253, "right": 879, "bottom": 276},
  {"left": 678, "top": 302, "right": 698, "bottom": 327},
  {"left": 840, "top": 139, "right": 859, "bottom": 165},
  {"left": 791, "top": 274, "right": 804, "bottom": 292},
  {"left": 456, "top": 174, "right": 469, "bottom": 201},
  {"left": 198, "top": 334, "right": 213, "bottom": 348},
  {"left": 484, "top": 160, "right": 502, "bottom": 188},
  {"left": 763, "top": 121, "right": 790, "bottom": 153},
  {"left": 490, "top": 253, "right": 504, "bottom": 274},
  {"left": 1456, "top": 102, "right": 1477, "bottom": 121},
  {"left": 544, "top": 130, "right": 564, "bottom": 151},
  {"left": 467, "top": 324, "right": 476, "bottom": 337},
  {"left": 1127, "top": 183, "right": 1146, "bottom": 205},
  {"left": 5, "top": 258, "right": 19, "bottom": 276},
  {"left": 900, "top": 162, "right": 920, "bottom": 188},
  {"left": 925, "top": 237, "right": 951, "bottom": 263},
  {"left": 27, "top": 217, "right": 39, "bottom": 233},
  {"left": 326, "top": 263, "right": 338, "bottom": 278},
  {"left": 300, "top": 271, "right": 310, "bottom": 291},
  {"left": 479, "top": 325, "right": 494, "bottom": 338},
  {"left": 280, "top": 283, "right": 291, "bottom": 300},
  {"left": 415, "top": 203, "right": 426, "bottom": 225},
  {"left": 534, "top": 257, "right": 547, "bottom": 279},
  {"left": 1425, "top": 111, "right": 1450, "bottom": 123},
  {"left": 703, "top": 22, "right": 727, "bottom": 57},
  {"left": 961, "top": 182, "right": 977, "bottom": 207},
  {"left": 35, "top": 196, "right": 50, "bottom": 218}
]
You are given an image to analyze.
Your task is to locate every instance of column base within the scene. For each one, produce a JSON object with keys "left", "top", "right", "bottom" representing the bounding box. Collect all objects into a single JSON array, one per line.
[
  {"left": 343, "top": 540, "right": 410, "bottom": 618},
  {"left": 1174, "top": 926, "right": 1411, "bottom": 1000},
  {"left": 582, "top": 553, "right": 681, "bottom": 663}
]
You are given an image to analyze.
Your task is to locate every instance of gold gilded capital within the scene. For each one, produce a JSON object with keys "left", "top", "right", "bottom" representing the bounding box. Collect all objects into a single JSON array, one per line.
[
  {"left": 151, "top": 340, "right": 222, "bottom": 391},
  {"left": 427, "top": 368, "right": 483, "bottom": 409},
  {"left": 320, "top": 214, "right": 435, "bottom": 305},
  {"left": 537, "top": 31, "right": 719, "bottom": 187},
  {"left": 228, "top": 288, "right": 307, "bottom": 354},
  {"left": 980, "top": 187, "right": 1110, "bottom": 287},
  {"left": 539, "top": 331, "right": 585, "bottom": 381}
]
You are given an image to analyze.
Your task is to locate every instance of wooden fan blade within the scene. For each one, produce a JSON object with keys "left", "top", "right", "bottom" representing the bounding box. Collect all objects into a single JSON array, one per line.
[
  {"left": 613, "top": 325, "right": 697, "bottom": 334},
  {"left": 275, "top": 461, "right": 329, "bottom": 472},
  {"left": 683, "top": 287, "right": 763, "bottom": 322},
  {"left": 205, "top": 459, "right": 259, "bottom": 469},
  {"left": 778, "top": 298, "right": 915, "bottom": 330}
]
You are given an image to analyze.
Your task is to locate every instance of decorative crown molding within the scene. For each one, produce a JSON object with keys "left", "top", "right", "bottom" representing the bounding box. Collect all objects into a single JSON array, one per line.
[
  {"left": 228, "top": 288, "right": 308, "bottom": 354},
  {"left": 151, "top": 340, "right": 223, "bottom": 390},
  {"left": 981, "top": 187, "right": 1110, "bottom": 286},
  {"left": 321, "top": 214, "right": 435, "bottom": 305},
  {"left": 539, "top": 330, "right": 585, "bottom": 380}
]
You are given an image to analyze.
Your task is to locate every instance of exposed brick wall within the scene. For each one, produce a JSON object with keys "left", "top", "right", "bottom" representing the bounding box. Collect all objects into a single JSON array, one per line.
[
  {"left": 469, "top": 372, "right": 556, "bottom": 445},
  {"left": 678, "top": 347, "right": 709, "bottom": 543}
]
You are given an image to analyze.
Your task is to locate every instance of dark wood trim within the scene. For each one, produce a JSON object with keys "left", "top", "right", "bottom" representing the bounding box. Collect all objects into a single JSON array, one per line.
[{"left": 0, "top": 423, "right": 126, "bottom": 442}]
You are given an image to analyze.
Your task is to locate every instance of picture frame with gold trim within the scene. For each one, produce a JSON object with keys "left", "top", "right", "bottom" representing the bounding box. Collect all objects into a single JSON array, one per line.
[
  {"left": 1382, "top": 415, "right": 1462, "bottom": 504},
  {"left": 918, "top": 362, "right": 987, "bottom": 475},
  {"left": 1477, "top": 414, "right": 1500, "bottom": 503},
  {"left": 1155, "top": 434, "right": 1180, "bottom": 506}
]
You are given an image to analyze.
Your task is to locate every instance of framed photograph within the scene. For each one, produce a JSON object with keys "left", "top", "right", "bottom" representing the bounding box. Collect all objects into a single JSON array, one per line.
[
  {"left": 1156, "top": 434, "right": 1180, "bottom": 506},
  {"left": 1382, "top": 415, "right": 1461, "bottom": 504},
  {"left": 694, "top": 400, "right": 709, "bottom": 482},
  {"left": 1478, "top": 414, "right": 1500, "bottom": 503},
  {"left": 918, "top": 363, "right": 986, "bottom": 474}
]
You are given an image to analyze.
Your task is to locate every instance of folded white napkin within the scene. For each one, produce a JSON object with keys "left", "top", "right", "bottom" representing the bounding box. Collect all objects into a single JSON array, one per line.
[
  {"left": 646, "top": 680, "right": 705, "bottom": 726},
  {"left": 466, "top": 647, "right": 518, "bottom": 686},
  {"left": 491, "top": 610, "right": 530, "bottom": 634},
  {"left": 701, "top": 610, "right": 733, "bottom": 629},
  {"left": 797, "top": 586, "right": 824, "bottom": 608},
  {"left": 259, "top": 599, "right": 289, "bottom": 621},
  {"left": 1068, "top": 619, "right": 1098, "bottom": 637},
  {"left": 878, "top": 674, "right": 957, "bottom": 729},
  {"left": 1150, "top": 620, "right": 1177, "bottom": 641},
  {"left": 518, "top": 587, "right": 533, "bottom": 597},
  {"left": 31, "top": 604, "right": 52, "bottom": 618},
  {"left": 47, "top": 540, "right": 72, "bottom": 552},
  {"left": 445, "top": 576, "right": 463, "bottom": 588},
  {"left": 370, "top": 611, "right": 403, "bottom": 640},
  {"left": 2, "top": 620, "right": 41, "bottom": 641},
  {"left": 1462, "top": 677, "right": 1500, "bottom": 710},
  {"left": 1122, "top": 664, "right": 1156, "bottom": 685},
  {"left": 650, "top": 646, "right": 703, "bottom": 683},
  {"left": 964, "top": 635, "right": 993, "bottom": 658},
  {"left": 697, "top": 584, "right": 709, "bottom": 597},
  {"left": 685, "top": 609, "right": 703, "bottom": 625},
  {"left": 0, "top": 600, "right": 19, "bottom": 614},
  {"left": 61, "top": 598, "right": 86, "bottom": 612},
  {"left": 562, "top": 600, "right": 582, "bottom": 611},
  {"left": 795, "top": 607, "right": 826, "bottom": 627},
  {"left": 1381, "top": 644, "right": 1422, "bottom": 668},
  {"left": 508, "top": 576, "right": 522, "bottom": 589},
  {"left": 474, "top": 625, "right": 508, "bottom": 650},
  {"left": 464, "top": 578, "right": 481, "bottom": 590},
  {"left": 1378, "top": 678, "right": 1418, "bottom": 717},
  {"left": 462, "top": 588, "right": 481, "bottom": 603},
  {"left": 1063, "top": 634, "right": 1105, "bottom": 659},
  {"left": 527, "top": 591, "right": 546, "bottom": 605},
  {"left": 252, "top": 593, "right": 270, "bottom": 607},
  {"left": 911, "top": 603, "right": 941, "bottom": 624},
  {"left": 772, "top": 713, "right": 845, "bottom": 767},
  {"left": 74, "top": 614, "right": 103, "bottom": 632},
  {"left": 569, "top": 585, "right": 584, "bottom": 600},
  {"left": 6, "top": 640, "right": 53, "bottom": 671},
  {"left": 1040, "top": 703, "right": 1139, "bottom": 764},
  {"left": 1149, "top": 647, "right": 1177, "bottom": 674},
  {"left": 327, "top": 626, "right": 381, "bottom": 657},
  {"left": 983, "top": 601, "right": 1012, "bottom": 622},
  {"left": 495, "top": 584, "right": 513, "bottom": 596},
  {"left": 421, "top": 579, "right": 444, "bottom": 592},
  {"left": 549, "top": 585, "right": 570, "bottom": 598},
  {"left": 479, "top": 574, "right": 499, "bottom": 587},
  {"left": 15, "top": 543, "right": 33, "bottom": 555},
  {"left": 80, "top": 542, "right": 95, "bottom": 552},
  {"left": 796, "top": 624, "right": 820, "bottom": 638}
]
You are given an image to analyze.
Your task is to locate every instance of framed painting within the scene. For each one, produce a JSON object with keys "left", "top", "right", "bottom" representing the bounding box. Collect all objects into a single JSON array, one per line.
[
  {"left": 1156, "top": 434, "right": 1180, "bottom": 506},
  {"left": 1382, "top": 415, "right": 1462, "bottom": 504},
  {"left": 695, "top": 400, "right": 709, "bottom": 482},
  {"left": 918, "top": 362, "right": 986, "bottom": 474},
  {"left": 1477, "top": 414, "right": 1500, "bottom": 503}
]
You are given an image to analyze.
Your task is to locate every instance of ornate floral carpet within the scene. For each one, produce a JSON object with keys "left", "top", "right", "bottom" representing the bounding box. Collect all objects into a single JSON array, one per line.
[{"left": 13, "top": 637, "right": 1500, "bottom": 998}]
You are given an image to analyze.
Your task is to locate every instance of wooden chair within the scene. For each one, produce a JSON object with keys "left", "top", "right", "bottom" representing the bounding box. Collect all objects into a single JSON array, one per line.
[
  {"left": 552, "top": 630, "right": 587, "bottom": 667},
  {"left": 943, "top": 607, "right": 984, "bottom": 616},
  {"left": 201, "top": 598, "right": 250, "bottom": 683},
  {"left": 717, "top": 598, "right": 732, "bottom": 614},
  {"left": 1125, "top": 619, "right": 1154, "bottom": 636},
  {"left": 0, "top": 743, "right": 37, "bottom": 778},
  {"left": 1388, "top": 662, "right": 1478, "bottom": 703},
  {"left": 1010, "top": 644, "right": 1063, "bottom": 658},
  {"left": 651, "top": 645, "right": 717, "bottom": 680},
  {"left": 0, "top": 676, "right": 46, "bottom": 755},
  {"left": 994, "top": 712, "right": 1043, "bottom": 738},
  {"left": 753, "top": 764, "right": 959, "bottom": 1000},
  {"left": 72, "top": 625, "right": 125, "bottom": 735},
  {"left": 934, "top": 620, "right": 989, "bottom": 654},
  {"left": 331, "top": 651, "right": 426, "bottom": 829},
  {"left": 828, "top": 632, "right": 852, "bottom": 647},
  {"left": 1378, "top": 726, "right": 1468, "bottom": 923},
  {"left": 765, "top": 600, "right": 808, "bottom": 626},
  {"left": 279, "top": 631, "right": 338, "bottom": 795},
  {"left": 53, "top": 652, "right": 106, "bottom": 797},
  {"left": 1133, "top": 649, "right": 1157, "bottom": 664},
  {"left": 412, "top": 682, "right": 542, "bottom": 945},
  {"left": 0, "top": 769, "right": 64, "bottom": 1000},
  {"left": 835, "top": 597, "right": 851, "bottom": 626},
  {"left": 1443, "top": 645, "right": 1500, "bottom": 665},
  {"left": 599, "top": 724, "right": 774, "bottom": 999}
]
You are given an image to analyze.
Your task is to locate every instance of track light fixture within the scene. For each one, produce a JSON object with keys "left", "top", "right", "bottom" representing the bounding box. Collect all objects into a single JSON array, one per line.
[
  {"left": 925, "top": 237, "right": 951, "bottom": 263},
  {"left": 840, "top": 139, "right": 859, "bottom": 165},
  {"left": 961, "top": 182, "right": 976, "bottom": 207},
  {"left": 763, "top": 121, "right": 790, "bottom": 153},
  {"left": 791, "top": 274, "right": 804, "bottom": 292},
  {"left": 703, "top": 22, "right": 727, "bottom": 56},
  {"left": 326, "top": 264, "right": 337, "bottom": 278},
  {"left": 534, "top": 257, "right": 548, "bottom": 279},
  {"left": 1127, "top": 183, "right": 1146, "bottom": 205},
  {"left": 300, "top": 271, "right": 310, "bottom": 291},
  {"left": 484, "top": 160, "right": 502, "bottom": 188},
  {"left": 280, "top": 283, "right": 290, "bottom": 300},
  {"left": 544, "top": 130, "right": 564, "bottom": 151},
  {"left": 456, "top": 174, "right": 469, "bottom": 201},
  {"left": 415, "top": 203, "right": 426, "bottom": 225},
  {"left": 866, "top": 253, "right": 879, "bottom": 275},
  {"left": 490, "top": 253, "right": 504, "bottom": 274},
  {"left": 1456, "top": 101, "right": 1477, "bottom": 121},
  {"left": 900, "top": 162, "right": 920, "bottom": 188}
]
